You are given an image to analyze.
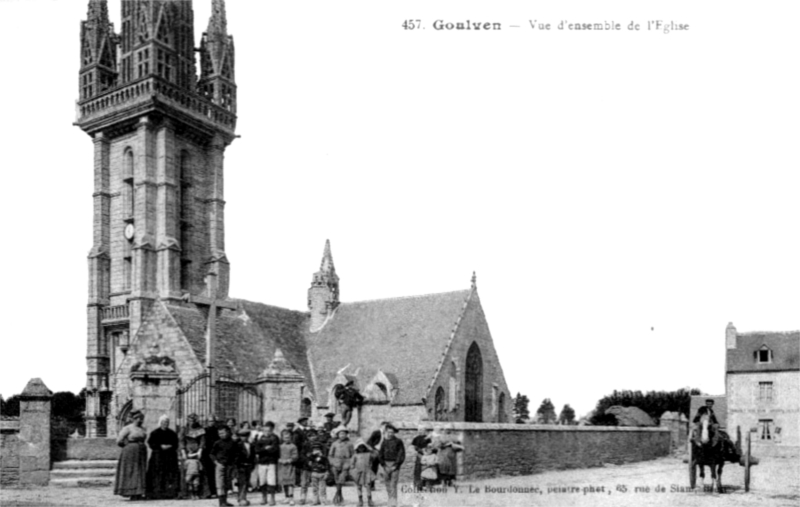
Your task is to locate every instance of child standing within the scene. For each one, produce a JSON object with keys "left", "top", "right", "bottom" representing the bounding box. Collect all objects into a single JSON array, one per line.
[
  {"left": 255, "top": 422, "right": 281, "bottom": 506},
  {"left": 307, "top": 443, "right": 329, "bottom": 506},
  {"left": 210, "top": 426, "right": 239, "bottom": 507},
  {"left": 350, "top": 440, "right": 374, "bottom": 507},
  {"left": 328, "top": 428, "right": 354, "bottom": 505},
  {"left": 420, "top": 445, "right": 438, "bottom": 491},
  {"left": 278, "top": 429, "right": 299, "bottom": 506},
  {"left": 183, "top": 438, "right": 203, "bottom": 500}
]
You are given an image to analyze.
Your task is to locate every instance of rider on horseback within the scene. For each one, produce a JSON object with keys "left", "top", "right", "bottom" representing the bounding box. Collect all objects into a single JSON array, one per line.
[{"left": 693, "top": 399, "right": 719, "bottom": 425}]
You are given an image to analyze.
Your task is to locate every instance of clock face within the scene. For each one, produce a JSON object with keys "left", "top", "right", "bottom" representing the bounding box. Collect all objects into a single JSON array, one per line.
[{"left": 124, "top": 223, "right": 135, "bottom": 240}]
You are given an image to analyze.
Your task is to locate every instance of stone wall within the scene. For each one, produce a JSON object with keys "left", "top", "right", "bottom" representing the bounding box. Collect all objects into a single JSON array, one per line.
[
  {"left": 659, "top": 412, "right": 688, "bottom": 451},
  {"left": 52, "top": 437, "right": 120, "bottom": 462},
  {"left": 389, "top": 422, "right": 670, "bottom": 482},
  {"left": 1, "top": 419, "right": 20, "bottom": 487},
  {"left": 0, "top": 378, "right": 53, "bottom": 487}
]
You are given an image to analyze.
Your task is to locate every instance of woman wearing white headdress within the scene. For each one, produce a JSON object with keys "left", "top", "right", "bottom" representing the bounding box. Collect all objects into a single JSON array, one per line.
[{"left": 145, "top": 414, "right": 180, "bottom": 499}]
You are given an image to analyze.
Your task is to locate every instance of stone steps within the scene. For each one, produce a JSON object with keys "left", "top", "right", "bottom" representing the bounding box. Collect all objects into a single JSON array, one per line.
[{"left": 51, "top": 460, "right": 116, "bottom": 488}]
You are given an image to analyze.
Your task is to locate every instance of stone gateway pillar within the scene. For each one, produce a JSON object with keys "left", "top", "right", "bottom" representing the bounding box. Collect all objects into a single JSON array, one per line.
[
  {"left": 255, "top": 349, "right": 305, "bottom": 428},
  {"left": 18, "top": 378, "right": 52, "bottom": 486}
]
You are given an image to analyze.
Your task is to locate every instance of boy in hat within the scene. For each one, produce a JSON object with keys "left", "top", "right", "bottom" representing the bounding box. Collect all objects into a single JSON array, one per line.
[
  {"left": 322, "top": 413, "right": 337, "bottom": 435},
  {"left": 377, "top": 425, "right": 405, "bottom": 507},
  {"left": 328, "top": 428, "right": 355, "bottom": 505},
  {"left": 307, "top": 442, "right": 330, "bottom": 506},
  {"left": 254, "top": 422, "right": 281, "bottom": 506}
]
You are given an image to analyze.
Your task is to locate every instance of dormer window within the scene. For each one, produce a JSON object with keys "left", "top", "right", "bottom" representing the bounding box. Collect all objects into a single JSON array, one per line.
[{"left": 754, "top": 345, "right": 773, "bottom": 364}]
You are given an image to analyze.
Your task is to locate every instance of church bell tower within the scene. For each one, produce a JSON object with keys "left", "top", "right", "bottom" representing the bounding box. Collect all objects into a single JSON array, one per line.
[{"left": 76, "top": 0, "right": 237, "bottom": 437}]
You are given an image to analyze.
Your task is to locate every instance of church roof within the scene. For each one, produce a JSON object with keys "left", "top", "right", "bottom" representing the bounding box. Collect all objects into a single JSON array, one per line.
[
  {"left": 166, "top": 302, "right": 310, "bottom": 389},
  {"left": 727, "top": 330, "right": 800, "bottom": 373},
  {"left": 306, "top": 289, "right": 472, "bottom": 405}
]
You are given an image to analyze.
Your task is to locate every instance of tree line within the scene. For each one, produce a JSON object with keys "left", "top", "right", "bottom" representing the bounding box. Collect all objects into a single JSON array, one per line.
[{"left": 511, "top": 387, "right": 702, "bottom": 425}]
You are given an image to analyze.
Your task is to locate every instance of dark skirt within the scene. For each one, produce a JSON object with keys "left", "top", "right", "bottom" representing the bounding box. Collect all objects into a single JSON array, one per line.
[
  {"left": 114, "top": 442, "right": 147, "bottom": 497},
  {"left": 146, "top": 448, "right": 181, "bottom": 499}
]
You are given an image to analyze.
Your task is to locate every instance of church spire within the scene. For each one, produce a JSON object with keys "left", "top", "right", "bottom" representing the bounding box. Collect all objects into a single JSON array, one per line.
[
  {"left": 79, "top": 0, "right": 117, "bottom": 101},
  {"left": 199, "top": 0, "right": 236, "bottom": 113},
  {"left": 207, "top": 0, "right": 228, "bottom": 36},
  {"left": 308, "top": 240, "right": 340, "bottom": 331}
]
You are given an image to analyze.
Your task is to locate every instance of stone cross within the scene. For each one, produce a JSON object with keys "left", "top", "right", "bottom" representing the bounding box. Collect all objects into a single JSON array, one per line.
[{"left": 188, "top": 273, "right": 237, "bottom": 388}]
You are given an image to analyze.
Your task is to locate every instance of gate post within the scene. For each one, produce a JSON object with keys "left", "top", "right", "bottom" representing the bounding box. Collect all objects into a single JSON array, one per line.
[
  {"left": 255, "top": 349, "right": 304, "bottom": 428},
  {"left": 18, "top": 378, "right": 52, "bottom": 486}
]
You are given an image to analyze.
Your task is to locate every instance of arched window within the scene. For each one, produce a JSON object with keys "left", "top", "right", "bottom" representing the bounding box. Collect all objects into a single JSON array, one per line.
[
  {"left": 498, "top": 392, "right": 507, "bottom": 423},
  {"left": 300, "top": 397, "right": 312, "bottom": 419},
  {"left": 435, "top": 386, "right": 446, "bottom": 422},
  {"left": 465, "top": 342, "right": 483, "bottom": 422},
  {"left": 448, "top": 361, "right": 458, "bottom": 411},
  {"left": 122, "top": 149, "right": 134, "bottom": 219},
  {"left": 179, "top": 151, "right": 192, "bottom": 290},
  {"left": 122, "top": 149, "right": 134, "bottom": 293}
]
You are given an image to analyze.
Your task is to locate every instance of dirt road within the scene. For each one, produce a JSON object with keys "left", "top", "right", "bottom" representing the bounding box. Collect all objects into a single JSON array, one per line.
[{"left": 2, "top": 456, "right": 797, "bottom": 507}]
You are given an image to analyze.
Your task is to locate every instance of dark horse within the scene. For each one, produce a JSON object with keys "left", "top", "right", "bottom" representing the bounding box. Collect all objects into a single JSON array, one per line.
[{"left": 690, "top": 411, "right": 738, "bottom": 493}]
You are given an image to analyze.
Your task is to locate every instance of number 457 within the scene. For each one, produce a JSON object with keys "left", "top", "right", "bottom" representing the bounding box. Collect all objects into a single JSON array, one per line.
[{"left": 402, "top": 20, "right": 422, "bottom": 30}]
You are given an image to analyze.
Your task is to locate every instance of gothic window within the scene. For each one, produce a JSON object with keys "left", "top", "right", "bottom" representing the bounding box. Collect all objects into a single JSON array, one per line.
[
  {"left": 82, "top": 42, "right": 93, "bottom": 66},
  {"left": 448, "top": 361, "right": 458, "bottom": 411},
  {"left": 434, "top": 386, "right": 446, "bottom": 422},
  {"left": 465, "top": 342, "right": 483, "bottom": 422},
  {"left": 156, "top": 49, "right": 173, "bottom": 82},
  {"left": 81, "top": 73, "right": 94, "bottom": 100}
]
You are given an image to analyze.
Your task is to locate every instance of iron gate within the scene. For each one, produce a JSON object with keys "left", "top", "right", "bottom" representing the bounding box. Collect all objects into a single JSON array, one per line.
[{"left": 175, "top": 373, "right": 262, "bottom": 427}]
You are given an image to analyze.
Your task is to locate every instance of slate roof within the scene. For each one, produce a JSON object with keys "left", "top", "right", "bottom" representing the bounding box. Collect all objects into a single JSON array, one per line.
[
  {"left": 306, "top": 290, "right": 472, "bottom": 405},
  {"left": 726, "top": 331, "right": 800, "bottom": 373},
  {"left": 166, "top": 301, "right": 310, "bottom": 391}
]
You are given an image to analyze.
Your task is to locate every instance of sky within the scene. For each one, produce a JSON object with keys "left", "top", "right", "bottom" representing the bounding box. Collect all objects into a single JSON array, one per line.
[{"left": 0, "top": 1, "right": 797, "bottom": 418}]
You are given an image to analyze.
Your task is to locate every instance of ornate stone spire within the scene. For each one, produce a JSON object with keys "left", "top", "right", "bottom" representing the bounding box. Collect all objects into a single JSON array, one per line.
[
  {"left": 308, "top": 240, "right": 340, "bottom": 331},
  {"left": 471, "top": 271, "right": 477, "bottom": 289},
  {"left": 79, "top": 0, "right": 117, "bottom": 100},
  {"left": 207, "top": 0, "right": 228, "bottom": 37},
  {"left": 199, "top": 0, "right": 236, "bottom": 112}
]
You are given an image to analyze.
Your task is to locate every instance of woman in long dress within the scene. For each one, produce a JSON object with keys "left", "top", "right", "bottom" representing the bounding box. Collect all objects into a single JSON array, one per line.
[
  {"left": 145, "top": 414, "right": 181, "bottom": 499},
  {"left": 114, "top": 410, "right": 147, "bottom": 500}
]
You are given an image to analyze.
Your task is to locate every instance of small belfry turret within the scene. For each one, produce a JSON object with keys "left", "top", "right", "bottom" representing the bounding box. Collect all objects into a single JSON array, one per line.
[
  {"left": 198, "top": 0, "right": 236, "bottom": 113},
  {"left": 79, "top": 0, "right": 118, "bottom": 101},
  {"left": 308, "top": 240, "right": 340, "bottom": 331}
]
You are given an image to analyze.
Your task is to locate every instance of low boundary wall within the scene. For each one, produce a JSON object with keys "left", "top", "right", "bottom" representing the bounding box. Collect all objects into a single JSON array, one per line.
[{"left": 391, "top": 422, "right": 671, "bottom": 481}]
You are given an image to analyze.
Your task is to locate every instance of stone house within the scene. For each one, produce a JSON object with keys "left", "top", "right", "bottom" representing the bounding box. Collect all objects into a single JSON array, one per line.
[{"left": 725, "top": 323, "right": 800, "bottom": 452}]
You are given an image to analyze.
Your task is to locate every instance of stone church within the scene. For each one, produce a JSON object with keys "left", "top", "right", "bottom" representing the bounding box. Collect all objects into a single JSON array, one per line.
[{"left": 76, "top": 0, "right": 511, "bottom": 437}]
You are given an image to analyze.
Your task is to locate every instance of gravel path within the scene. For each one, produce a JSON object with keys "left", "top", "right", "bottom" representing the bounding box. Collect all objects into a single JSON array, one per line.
[{"left": 2, "top": 457, "right": 797, "bottom": 507}]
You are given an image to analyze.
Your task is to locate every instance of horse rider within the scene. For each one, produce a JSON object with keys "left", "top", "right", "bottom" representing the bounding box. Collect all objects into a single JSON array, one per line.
[{"left": 693, "top": 399, "right": 719, "bottom": 425}]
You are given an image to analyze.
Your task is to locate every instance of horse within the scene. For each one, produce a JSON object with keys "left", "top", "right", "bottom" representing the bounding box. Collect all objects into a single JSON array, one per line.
[{"left": 690, "top": 411, "right": 735, "bottom": 493}]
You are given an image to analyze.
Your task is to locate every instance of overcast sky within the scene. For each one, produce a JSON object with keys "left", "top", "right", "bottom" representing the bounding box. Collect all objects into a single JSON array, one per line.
[{"left": 0, "top": 1, "right": 797, "bottom": 418}]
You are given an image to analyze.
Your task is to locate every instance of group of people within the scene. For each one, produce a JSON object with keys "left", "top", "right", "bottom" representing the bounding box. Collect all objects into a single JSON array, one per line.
[{"left": 113, "top": 410, "right": 461, "bottom": 507}]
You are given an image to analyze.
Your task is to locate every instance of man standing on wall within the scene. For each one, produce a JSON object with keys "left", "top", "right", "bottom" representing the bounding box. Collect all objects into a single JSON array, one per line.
[{"left": 334, "top": 381, "right": 365, "bottom": 428}]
